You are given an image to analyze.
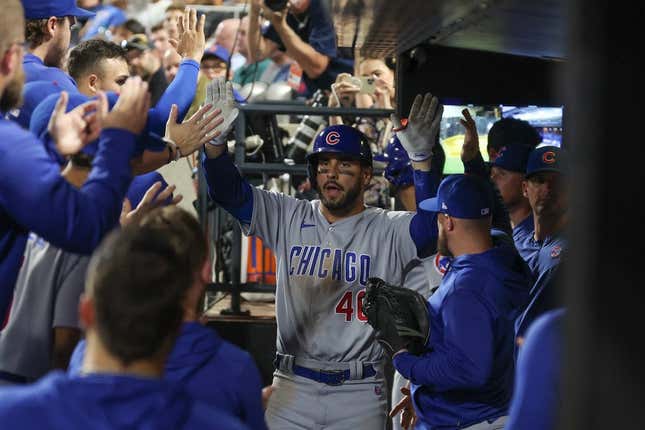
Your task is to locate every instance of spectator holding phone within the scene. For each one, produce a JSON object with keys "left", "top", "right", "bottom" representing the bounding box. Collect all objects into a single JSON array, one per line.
[{"left": 328, "top": 57, "right": 396, "bottom": 150}]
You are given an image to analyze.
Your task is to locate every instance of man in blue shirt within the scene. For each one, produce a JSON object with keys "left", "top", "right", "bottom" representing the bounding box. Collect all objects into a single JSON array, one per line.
[
  {"left": 0, "top": 0, "right": 153, "bottom": 323},
  {"left": 21, "top": 0, "right": 94, "bottom": 92},
  {"left": 391, "top": 174, "right": 531, "bottom": 430},
  {"left": 515, "top": 146, "right": 569, "bottom": 340},
  {"left": 246, "top": 0, "right": 353, "bottom": 94},
  {"left": 68, "top": 207, "right": 267, "bottom": 429},
  {"left": 0, "top": 209, "right": 247, "bottom": 429}
]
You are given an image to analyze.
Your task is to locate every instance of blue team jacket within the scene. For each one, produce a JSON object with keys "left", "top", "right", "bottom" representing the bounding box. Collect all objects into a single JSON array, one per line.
[
  {"left": 0, "top": 371, "right": 248, "bottom": 429},
  {"left": 70, "top": 322, "right": 266, "bottom": 430},
  {"left": 0, "top": 119, "right": 135, "bottom": 322},
  {"left": 393, "top": 235, "right": 531, "bottom": 429}
]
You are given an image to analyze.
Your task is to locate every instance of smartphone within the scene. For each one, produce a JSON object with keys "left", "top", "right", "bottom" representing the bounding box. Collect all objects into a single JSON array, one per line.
[{"left": 350, "top": 76, "right": 376, "bottom": 95}]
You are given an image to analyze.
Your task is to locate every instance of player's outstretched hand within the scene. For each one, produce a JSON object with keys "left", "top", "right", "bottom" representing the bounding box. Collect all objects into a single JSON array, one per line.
[
  {"left": 389, "top": 385, "right": 417, "bottom": 430},
  {"left": 120, "top": 181, "right": 182, "bottom": 226},
  {"left": 173, "top": 7, "right": 206, "bottom": 63},
  {"left": 103, "top": 77, "right": 150, "bottom": 134},
  {"left": 204, "top": 77, "right": 239, "bottom": 146},
  {"left": 391, "top": 92, "right": 443, "bottom": 162},
  {"left": 459, "top": 108, "right": 480, "bottom": 163},
  {"left": 165, "top": 103, "right": 224, "bottom": 157},
  {"left": 47, "top": 91, "right": 101, "bottom": 156}
]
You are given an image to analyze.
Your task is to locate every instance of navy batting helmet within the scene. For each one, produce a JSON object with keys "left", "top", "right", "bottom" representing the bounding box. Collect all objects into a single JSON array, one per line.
[{"left": 306, "top": 125, "right": 372, "bottom": 188}]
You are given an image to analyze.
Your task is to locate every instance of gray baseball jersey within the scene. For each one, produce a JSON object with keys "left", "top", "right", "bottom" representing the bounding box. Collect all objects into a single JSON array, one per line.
[
  {"left": 245, "top": 187, "right": 418, "bottom": 363},
  {"left": 0, "top": 233, "right": 88, "bottom": 381}
]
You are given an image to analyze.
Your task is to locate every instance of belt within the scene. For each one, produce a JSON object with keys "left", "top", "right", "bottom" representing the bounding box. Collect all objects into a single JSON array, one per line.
[{"left": 274, "top": 355, "right": 376, "bottom": 386}]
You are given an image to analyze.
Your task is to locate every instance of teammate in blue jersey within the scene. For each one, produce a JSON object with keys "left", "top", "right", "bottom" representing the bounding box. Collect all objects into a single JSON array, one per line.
[
  {"left": 515, "top": 146, "right": 569, "bottom": 339},
  {"left": 21, "top": 0, "right": 94, "bottom": 92},
  {"left": 0, "top": 208, "right": 247, "bottom": 429},
  {"left": 202, "top": 81, "right": 446, "bottom": 428},
  {"left": 506, "top": 308, "right": 565, "bottom": 430},
  {"left": 391, "top": 174, "right": 531, "bottom": 430},
  {"left": 0, "top": 0, "right": 155, "bottom": 322},
  {"left": 68, "top": 207, "right": 267, "bottom": 430}
]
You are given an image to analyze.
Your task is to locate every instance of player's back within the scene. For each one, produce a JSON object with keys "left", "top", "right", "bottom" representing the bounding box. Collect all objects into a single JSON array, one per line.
[
  {"left": 247, "top": 188, "right": 419, "bottom": 363},
  {"left": 0, "top": 371, "right": 248, "bottom": 430}
]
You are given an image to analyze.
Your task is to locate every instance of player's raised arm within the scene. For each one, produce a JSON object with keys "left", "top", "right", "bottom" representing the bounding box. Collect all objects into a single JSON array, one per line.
[
  {"left": 201, "top": 78, "right": 254, "bottom": 223},
  {"left": 392, "top": 93, "right": 444, "bottom": 257}
]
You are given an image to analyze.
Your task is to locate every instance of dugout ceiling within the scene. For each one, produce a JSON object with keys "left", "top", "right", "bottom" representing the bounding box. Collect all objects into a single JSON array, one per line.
[{"left": 330, "top": 0, "right": 567, "bottom": 108}]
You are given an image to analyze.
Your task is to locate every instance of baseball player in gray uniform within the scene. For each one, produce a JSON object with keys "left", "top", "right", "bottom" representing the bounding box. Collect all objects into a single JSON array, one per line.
[{"left": 202, "top": 81, "right": 443, "bottom": 429}]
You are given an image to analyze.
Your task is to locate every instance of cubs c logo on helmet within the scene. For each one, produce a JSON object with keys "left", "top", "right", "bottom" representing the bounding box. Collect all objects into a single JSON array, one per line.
[
  {"left": 325, "top": 131, "right": 341, "bottom": 146},
  {"left": 542, "top": 151, "right": 557, "bottom": 164}
]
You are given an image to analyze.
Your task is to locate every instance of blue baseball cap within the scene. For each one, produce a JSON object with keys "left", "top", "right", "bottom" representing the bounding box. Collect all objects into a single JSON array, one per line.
[
  {"left": 202, "top": 44, "right": 230, "bottom": 63},
  {"left": 127, "top": 172, "right": 173, "bottom": 208},
  {"left": 21, "top": 0, "right": 95, "bottom": 19},
  {"left": 526, "top": 145, "right": 568, "bottom": 178},
  {"left": 492, "top": 144, "right": 533, "bottom": 173},
  {"left": 419, "top": 174, "right": 493, "bottom": 219},
  {"left": 7, "top": 80, "right": 62, "bottom": 129}
]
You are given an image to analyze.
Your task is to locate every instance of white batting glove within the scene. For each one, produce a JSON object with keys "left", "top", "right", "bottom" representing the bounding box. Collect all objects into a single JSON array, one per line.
[
  {"left": 391, "top": 93, "right": 444, "bottom": 162},
  {"left": 205, "top": 77, "right": 239, "bottom": 146}
]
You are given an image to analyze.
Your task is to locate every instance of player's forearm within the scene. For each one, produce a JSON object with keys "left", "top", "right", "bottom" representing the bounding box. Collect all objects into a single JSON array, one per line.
[
  {"left": 147, "top": 59, "right": 200, "bottom": 135},
  {"left": 275, "top": 24, "right": 329, "bottom": 78},
  {"left": 11, "top": 129, "right": 136, "bottom": 255},
  {"left": 462, "top": 151, "right": 487, "bottom": 177},
  {"left": 202, "top": 148, "right": 254, "bottom": 223},
  {"left": 409, "top": 169, "right": 440, "bottom": 257}
]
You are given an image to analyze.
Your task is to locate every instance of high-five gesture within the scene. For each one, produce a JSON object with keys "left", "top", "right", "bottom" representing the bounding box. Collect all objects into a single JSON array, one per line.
[
  {"left": 204, "top": 77, "right": 239, "bottom": 146},
  {"left": 391, "top": 92, "right": 443, "bottom": 162},
  {"left": 459, "top": 108, "right": 481, "bottom": 163},
  {"left": 165, "top": 103, "right": 224, "bottom": 157},
  {"left": 174, "top": 7, "right": 206, "bottom": 63}
]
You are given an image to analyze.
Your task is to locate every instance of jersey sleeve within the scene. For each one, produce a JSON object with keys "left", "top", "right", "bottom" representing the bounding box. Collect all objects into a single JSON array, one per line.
[
  {"left": 0, "top": 126, "right": 135, "bottom": 254},
  {"left": 393, "top": 280, "right": 496, "bottom": 391},
  {"left": 52, "top": 254, "right": 89, "bottom": 329},
  {"left": 146, "top": 59, "right": 199, "bottom": 136}
]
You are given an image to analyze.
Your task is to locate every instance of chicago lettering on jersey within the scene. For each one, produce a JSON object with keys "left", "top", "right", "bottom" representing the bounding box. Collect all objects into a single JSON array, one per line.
[{"left": 288, "top": 245, "right": 371, "bottom": 285}]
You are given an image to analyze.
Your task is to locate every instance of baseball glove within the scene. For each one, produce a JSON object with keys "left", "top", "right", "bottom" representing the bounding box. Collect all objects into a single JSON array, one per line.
[{"left": 363, "top": 277, "right": 430, "bottom": 356}]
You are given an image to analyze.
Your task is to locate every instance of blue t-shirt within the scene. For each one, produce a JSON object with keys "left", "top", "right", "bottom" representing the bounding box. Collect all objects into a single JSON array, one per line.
[
  {"left": 0, "top": 371, "right": 248, "bottom": 429},
  {"left": 506, "top": 309, "right": 565, "bottom": 430},
  {"left": 69, "top": 322, "right": 266, "bottom": 430},
  {"left": 262, "top": 0, "right": 353, "bottom": 94},
  {"left": 81, "top": 5, "right": 127, "bottom": 41},
  {"left": 23, "top": 53, "right": 78, "bottom": 93}
]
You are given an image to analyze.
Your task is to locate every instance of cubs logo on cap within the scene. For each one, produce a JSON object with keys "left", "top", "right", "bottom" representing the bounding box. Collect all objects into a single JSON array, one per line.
[
  {"left": 542, "top": 151, "right": 557, "bottom": 164},
  {"left": 526, "top": 145, "right": 568, "bottom": 178},
  {"left": 326, "top": 131, "right": 341, "bottom": 145}
]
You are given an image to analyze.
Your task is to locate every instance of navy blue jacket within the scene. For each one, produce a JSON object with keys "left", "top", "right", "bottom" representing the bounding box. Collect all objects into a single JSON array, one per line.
[{"left": 393, "top": 234, "right": 531, "bottom": 429}]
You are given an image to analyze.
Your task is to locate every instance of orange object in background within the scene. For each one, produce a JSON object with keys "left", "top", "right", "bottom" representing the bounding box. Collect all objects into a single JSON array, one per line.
[{"left": 246, "top": 236, "right": 276, "bottom": 285}]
